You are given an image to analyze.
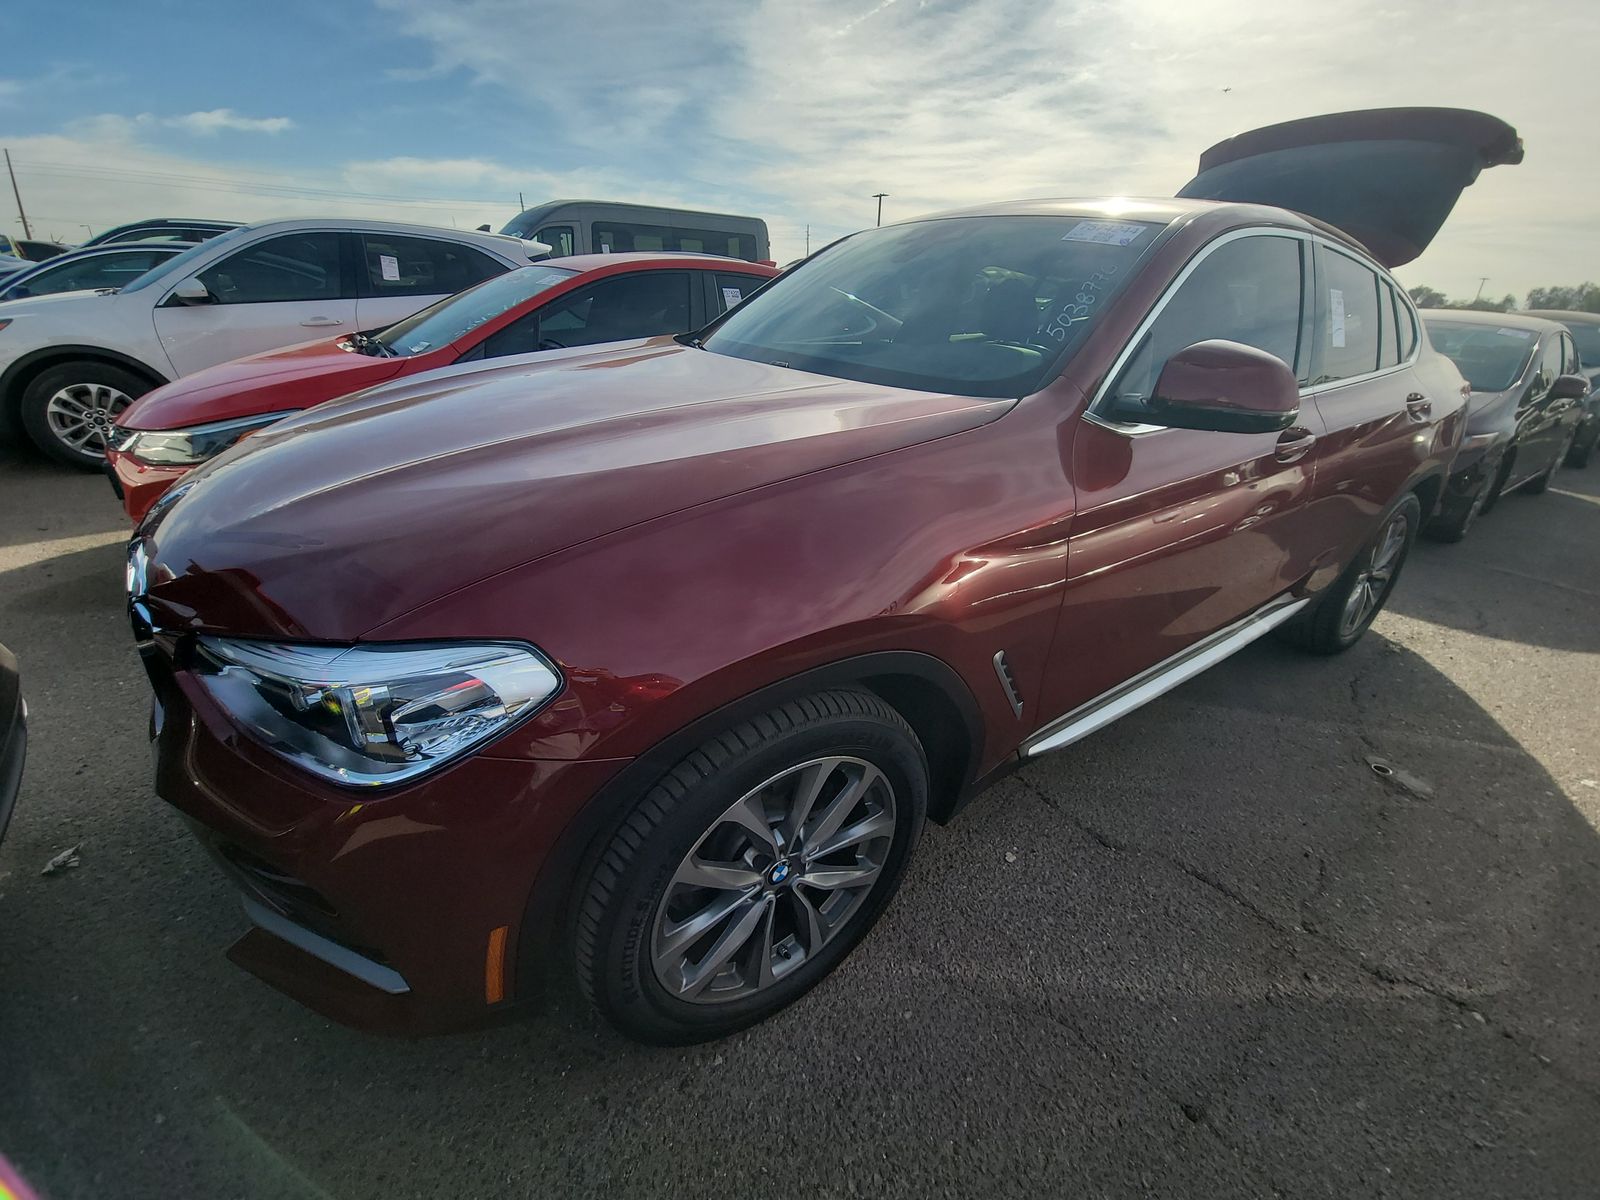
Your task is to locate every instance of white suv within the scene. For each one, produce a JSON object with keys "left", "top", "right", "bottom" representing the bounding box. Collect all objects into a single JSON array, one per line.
[{"left": 0, "top": 218, "right": 548, "bottom": 467}]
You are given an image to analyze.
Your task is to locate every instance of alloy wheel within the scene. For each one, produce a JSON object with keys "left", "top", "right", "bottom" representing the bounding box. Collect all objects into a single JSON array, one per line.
[
  {"left": 1339, "top": 508, "right": 1409, "bottom": 638},
  {"left": 651, "top": 755, "right": 897, "bottom": 1005},
  {"left": 44, "top": 382, "right": 133, "bottom": 456}
]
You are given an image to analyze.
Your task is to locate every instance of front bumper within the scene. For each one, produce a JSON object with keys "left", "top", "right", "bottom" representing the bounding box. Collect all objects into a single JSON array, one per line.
[
  {"left": 142, "top": 635, "right": 627, "bottom": 1034},
  {"left": 105, "top": 449, "right": 191, "bottom": 525}
]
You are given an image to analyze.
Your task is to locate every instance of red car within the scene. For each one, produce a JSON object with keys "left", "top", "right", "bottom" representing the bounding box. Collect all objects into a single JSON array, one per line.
[
  {"left": 106, "top": 253, "right": 778, "bottom": 521},
  {"left": 127, "top": 109, "right": 1514, "bottom": 1044}
]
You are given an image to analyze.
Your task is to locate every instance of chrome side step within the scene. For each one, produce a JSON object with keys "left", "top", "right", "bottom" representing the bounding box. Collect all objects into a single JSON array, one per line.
[{"left": 1020, "top": 594, "right": 1310, "bottom": 758}]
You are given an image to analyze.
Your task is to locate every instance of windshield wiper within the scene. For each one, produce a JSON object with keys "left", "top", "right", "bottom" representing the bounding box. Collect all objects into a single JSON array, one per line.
[
  {"left": 673, "top": 331, "right": 705, "bottom": 350},
  {"left": 348, "top": 332, "right": 395, "bottom": 358}
]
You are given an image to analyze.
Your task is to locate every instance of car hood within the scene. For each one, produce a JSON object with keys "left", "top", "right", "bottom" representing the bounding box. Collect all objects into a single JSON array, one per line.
[
  {"left": 1178, "top": 108, "right": 1522, "bottom": 267},
  {"left": 118, "top": 337, "right": 411, "bottom": 430},
  {"left": 0, "top": 287, "right": 119, "bottom": 315},
  {"left": 139, "top": 338, "right": 1008, "bottom": 641}
]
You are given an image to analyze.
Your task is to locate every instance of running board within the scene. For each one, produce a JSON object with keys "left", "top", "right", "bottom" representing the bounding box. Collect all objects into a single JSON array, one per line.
[{"left": 1020, "top": 594, "right": 1310, "bottom": 758}]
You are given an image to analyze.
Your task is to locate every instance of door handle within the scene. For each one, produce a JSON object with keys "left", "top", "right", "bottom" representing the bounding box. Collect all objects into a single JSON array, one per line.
[
  {"left": 300, "top": 316, "right": 345, "bottom": 327},
  {"left": 1405, "top": 392, "right": 1432, "bottom": 420},
  {"left": 1274, "top": 427, "right": 1317, "bottom": 463}
]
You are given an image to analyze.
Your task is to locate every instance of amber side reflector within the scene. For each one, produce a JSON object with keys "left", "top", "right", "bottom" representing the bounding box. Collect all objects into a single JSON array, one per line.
[{"left": 485, "top": 925, "right": 509, "bottom": 1005}]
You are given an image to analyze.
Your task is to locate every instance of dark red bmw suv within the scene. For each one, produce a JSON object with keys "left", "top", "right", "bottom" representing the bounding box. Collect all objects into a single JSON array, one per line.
[{"left": 128, "top": 109, "right": 1517, "bottom": 1043}]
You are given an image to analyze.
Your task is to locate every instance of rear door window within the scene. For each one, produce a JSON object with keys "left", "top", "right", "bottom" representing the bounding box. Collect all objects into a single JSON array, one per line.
[
  {"left": 1312, "top": 247, "right": 1382, "bottom": 384},
  {"left": 197, "top": 232, "right": 346, "bottom": 303},
  {"left": 358, "top": 234, "right": 504, "bottom": 298},
  {"left": 481, "top": 270, "right": 694, "bottom": 357},
  {"left": 711, "top": 272, "right": 767, "bottom": 315}
]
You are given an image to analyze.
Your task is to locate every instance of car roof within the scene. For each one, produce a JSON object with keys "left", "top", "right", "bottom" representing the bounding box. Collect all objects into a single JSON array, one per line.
[
  {"left": 233, "top": 216, "right": 539, "bottom": 252},
  {"left": 889, "top": 197, "right": 1375, "bottom": 259},
  {"left": 1524, "top": 309, "right": 1600, "bottom": 326},
  {"left": 1418, "top": 308, "right": 1567, "bottom": 333},
  {"left": 544, "top": 252, "right": 777, "bottom": 273}
]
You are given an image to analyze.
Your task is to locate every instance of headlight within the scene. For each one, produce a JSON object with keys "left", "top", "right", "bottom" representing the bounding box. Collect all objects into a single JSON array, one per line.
[
  {"left": 116, "top": 410, "right": 300, "bottom": 466},
  {"left": 192, "top": 638, "right": 562, "bottom": 787}
]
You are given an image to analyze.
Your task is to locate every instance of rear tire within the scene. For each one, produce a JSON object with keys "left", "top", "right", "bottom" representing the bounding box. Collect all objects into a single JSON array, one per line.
[
  {"left": 1287, "top": 493, "right": 1420, "bottom": 655},
  {"left": 574, "top": 688, "right": 927, "bottom": 1044},
  {"left": 20, "top": 361, "right": 151, "bottom": 469}
]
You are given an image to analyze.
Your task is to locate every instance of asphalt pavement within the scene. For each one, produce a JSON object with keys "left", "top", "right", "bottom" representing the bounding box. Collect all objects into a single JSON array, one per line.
[{"left": 1, "top": 440, "right": 1596, "bottom": 1199}]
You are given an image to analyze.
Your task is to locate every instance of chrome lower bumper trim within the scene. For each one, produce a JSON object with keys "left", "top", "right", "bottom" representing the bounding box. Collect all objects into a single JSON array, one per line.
[{"left": 241, "top": 896, "right": 411, "bottom": 996}]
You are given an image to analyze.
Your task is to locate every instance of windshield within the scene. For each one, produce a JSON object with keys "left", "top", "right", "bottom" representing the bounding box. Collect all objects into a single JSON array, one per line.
[
  {"left": 373, "top": 265, "right": 578, "bottom": 356},
  {"left": 702, "top": 215, "right": 1160, "bottom": 397},
  {"left": 119, "top": 226, "right": 253, "bottom": 294},
  {"left": 1425, "top": 321, "right": 1537, "bottom": 392}
]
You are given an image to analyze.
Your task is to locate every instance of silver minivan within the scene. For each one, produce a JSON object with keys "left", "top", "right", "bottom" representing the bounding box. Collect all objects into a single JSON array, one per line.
[{"left": 501, "top": 200, "right": 770, "bottom": 263}]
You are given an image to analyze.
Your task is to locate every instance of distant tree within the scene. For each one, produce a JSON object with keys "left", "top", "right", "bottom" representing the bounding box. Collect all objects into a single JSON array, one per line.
[
  {"left": 1455, "top": 294, "right": 1518, "bottom": 313},
  {"left": 1524, "top": 282, "right": 1600, "bottom": 313},
  {"left": 1408, "top": 285, "right": 1449, "bottom": 308}
]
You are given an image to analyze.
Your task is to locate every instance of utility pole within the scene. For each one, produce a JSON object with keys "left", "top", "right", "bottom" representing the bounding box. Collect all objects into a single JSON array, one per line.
[
  {"left": 4, "top": 149, "right": 31, "bottom": 240},
  {"left": 805, "top": 224, "right": 810, "bottom": 255},
  {"left": 1475, "top": 276, "right": 1489, "bottom": 301},
  {"left": 872, "top": 193, "right": 888, "bottom": 227},
  {"left": 518, "top": 191, "right": 525, "bottom": 212}
]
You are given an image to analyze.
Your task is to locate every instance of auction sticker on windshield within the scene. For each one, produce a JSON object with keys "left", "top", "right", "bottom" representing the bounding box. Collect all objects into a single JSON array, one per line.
[{"left": 1061, "top": 220, "right": 1148, "bottom": 246}]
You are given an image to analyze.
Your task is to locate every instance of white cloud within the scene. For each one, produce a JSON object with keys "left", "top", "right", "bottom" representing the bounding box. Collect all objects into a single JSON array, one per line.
[
  {"left": 164, "top": 108, "right": 294, "bottom": 136},
  {"left": 60, "top": 109, "right": 292, "bottom": 141},
  {"left": 373, "top": 0, "right": 1600, "bottom": 298}
]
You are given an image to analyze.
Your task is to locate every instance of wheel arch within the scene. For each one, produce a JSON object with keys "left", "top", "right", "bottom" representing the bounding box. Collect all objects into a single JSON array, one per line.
[
  {"left": 512, "top": 650, "right": 985, "bottom": 1006},
  {"left": 1, "top": 345, "right": 169, "bottom": 423}
]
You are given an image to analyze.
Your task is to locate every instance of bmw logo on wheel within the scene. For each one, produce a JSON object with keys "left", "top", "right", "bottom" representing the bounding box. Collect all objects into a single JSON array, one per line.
[{"left": 768, "top": 861, "right": 791, "bottom": 886}]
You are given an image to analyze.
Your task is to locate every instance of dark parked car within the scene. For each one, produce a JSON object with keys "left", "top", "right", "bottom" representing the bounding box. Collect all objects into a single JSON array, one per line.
[
  {"left": 0, "top": 242, "right": 189, "bottom": 303},
  {"left": 127, "top": 108, "right": 1513, "bottom": 1043},
  {"left": 82, "top": 218, "right": 242, "bottom": 247},
  {"left": 0, "top": 236, "right": 68, "bottom": 263},
  {"left": 0, "top": 644, "right": 25, "bottom": 845},
  {"left": 1421, "top": 310, "right": 1588, "bottom": 538},
  {"left": 1523, "top": 309, "right": 1600, "bottom": 467}
]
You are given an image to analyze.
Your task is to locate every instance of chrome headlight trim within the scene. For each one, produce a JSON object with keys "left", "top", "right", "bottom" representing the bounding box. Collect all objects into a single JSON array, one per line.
[{"left": 192, "top": 638, "right": 564, "bottom": 788}]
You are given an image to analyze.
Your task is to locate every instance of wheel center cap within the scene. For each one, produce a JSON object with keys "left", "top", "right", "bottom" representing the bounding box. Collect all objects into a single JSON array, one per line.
[{"left": 767, "top": 861, "right": 792, "bottom": 886}]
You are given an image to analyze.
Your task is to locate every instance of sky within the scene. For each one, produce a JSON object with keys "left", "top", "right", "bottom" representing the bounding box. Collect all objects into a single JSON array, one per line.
[{"left": 3, "top": 0, "right": 1597, "bottom": 302}]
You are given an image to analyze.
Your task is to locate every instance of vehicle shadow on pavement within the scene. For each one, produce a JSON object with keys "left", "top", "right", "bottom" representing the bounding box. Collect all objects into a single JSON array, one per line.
[
  {"left": 1387, "top": 463, "right": 1600, "bottom": 653},
  {"left": 1, "top": 459, "right": 1597, "bottom": 1198}
]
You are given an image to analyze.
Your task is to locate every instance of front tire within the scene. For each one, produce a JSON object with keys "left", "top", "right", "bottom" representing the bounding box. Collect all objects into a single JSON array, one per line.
[
  {"left": 1288, "top": 493, "right": 1420, "bottom": 655},
  {"left": 20, "top": 361, "right": 151, "bottom": 469},
  {"left": 575, "top": 689, "right": 927, "bottom": 1044},
  {"left": 1520, "top": 428, "right": 1576, "bottom": 495}
]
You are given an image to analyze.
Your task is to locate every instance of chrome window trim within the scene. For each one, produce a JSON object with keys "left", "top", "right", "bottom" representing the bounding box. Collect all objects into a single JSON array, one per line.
[{"left": 1085, "top": 228, "right": 1420, "bottom": 438}]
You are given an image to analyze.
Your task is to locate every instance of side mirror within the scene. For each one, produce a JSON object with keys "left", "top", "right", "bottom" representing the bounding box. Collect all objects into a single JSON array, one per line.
[
  {"left": 1136, "top": 339, "right": 1300, "bottom": 433},
  {"left": 1550, "top": 372, "right": 1590, "bottom": 401},
  {"left": 170, "top": 278, "right": 214, "bottom": 306}
]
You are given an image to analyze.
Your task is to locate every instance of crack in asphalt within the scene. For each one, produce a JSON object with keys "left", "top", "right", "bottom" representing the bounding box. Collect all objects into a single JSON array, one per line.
[{"left": 1015, "top": 774, "right": 1600, "bottom": 1112}]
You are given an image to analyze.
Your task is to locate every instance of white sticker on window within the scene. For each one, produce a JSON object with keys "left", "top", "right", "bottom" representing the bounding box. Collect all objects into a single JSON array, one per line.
[
  {"left": 600, "top": 243, "right": 611, "bottom": 254},
  {"left": 1061, "top": 219, "right": 1147, "bottom": 246},
  {"left": 721, "top": 286, "right": 744, "bottom": 308},
  {"left": 379, "top": 254, "right": 400, "bottom": 282},
  {"left": 1496, "top": 327, "right": 1533, "bottom": 339},
  {"left": 1329, "top": 288, "right": 1347, "bottom": 349}
]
